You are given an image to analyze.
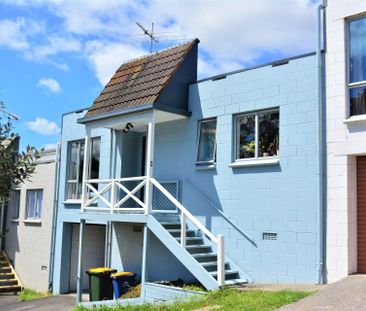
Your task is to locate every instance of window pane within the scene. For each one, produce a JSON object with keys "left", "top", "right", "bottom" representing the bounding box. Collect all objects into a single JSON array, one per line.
[
  {"left": 12, "top": 190, "right": 20, "bottom": 219},
  {"left": 36, "top": 190, "right": 43, "bottom": 219},
  {"left": 237, "top": 114, "right": 255, "bottom": 159},
  {"left": 350, "top": 85, "right": 366, "bottom": 116},
  {"left": 91, "top": 138, "right": 100, "bottom": 179},
  {"left": 259, "top": 111, "right": 279, "bottom": 157},
  {"left": 197, "top": 120, "right": 217, "bottom": 163},
  {"left": 349, "top": 17, "right": 366, "bottom": 83},
  {"left": 68, "top": 142, "right": 79, "bottom": 180},
  {"left": 26, "top": 191, "right": 36, "bottom": 219},
  {"left": 67, "top": 182, "right": 78, "bottom": 200}
]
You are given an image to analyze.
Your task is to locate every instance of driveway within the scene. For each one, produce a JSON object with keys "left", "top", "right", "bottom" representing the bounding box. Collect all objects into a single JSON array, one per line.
[
  {"left": 0, "top": 293, "right": 76, "bottom": 311},
  {"left": 277, "top": 274, "right": 366, "bottom": 311}
]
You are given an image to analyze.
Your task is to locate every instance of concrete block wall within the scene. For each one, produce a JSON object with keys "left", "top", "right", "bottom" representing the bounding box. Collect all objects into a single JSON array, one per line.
[
  {"left": 326, "top": 0, "right": 366, "bottom": 283},
  {"left": 154, "top": 54, "right": 320, "bottom": 284}
]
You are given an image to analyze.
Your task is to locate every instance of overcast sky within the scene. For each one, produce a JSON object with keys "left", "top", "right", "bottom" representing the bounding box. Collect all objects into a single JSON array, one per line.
[{"left": 0, "top": 0, "right": 320, "bottom": 149}]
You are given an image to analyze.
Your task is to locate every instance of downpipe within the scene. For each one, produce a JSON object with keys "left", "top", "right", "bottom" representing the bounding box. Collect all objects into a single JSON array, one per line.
[{"left": 316, "top": 0, "right": 327, "bottom": 285}]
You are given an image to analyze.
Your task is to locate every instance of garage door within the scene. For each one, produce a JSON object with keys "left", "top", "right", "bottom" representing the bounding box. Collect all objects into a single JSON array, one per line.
[
  {"left": 69, "top": 224, "right": 106, "bottom": 291},
  {"left": 357, "top": 157, "right": 366, "bottom": 273}
]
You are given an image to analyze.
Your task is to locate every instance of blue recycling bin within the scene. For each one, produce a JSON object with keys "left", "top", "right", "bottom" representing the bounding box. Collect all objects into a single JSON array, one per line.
[{"left": 111, "top": 272, "right": 136, "bottom": 299}]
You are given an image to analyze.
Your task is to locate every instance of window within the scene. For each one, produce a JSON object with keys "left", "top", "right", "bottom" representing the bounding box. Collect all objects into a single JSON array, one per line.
[
  {"left": 26, "top": 190, "right": 43, "bottom": 220},
  {"left": 196, "top": 118, "right": 217, "bottom": 165},
  {"left": 235, "top": 109, "right": 279, "bottom": 160},
  {"left": 66, "top": 138, "right": 100, "bottom": 200},
  {"left": 11, "top": 190, "right": 20, "bottom": 219},
  {"left": 348, "top": 16, "right": 366, "bottom": 116}
]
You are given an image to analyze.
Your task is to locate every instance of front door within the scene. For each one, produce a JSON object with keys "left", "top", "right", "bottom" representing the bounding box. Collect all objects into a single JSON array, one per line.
[{"left": 357, "top": 156, "right": 366, "bottom": 272}]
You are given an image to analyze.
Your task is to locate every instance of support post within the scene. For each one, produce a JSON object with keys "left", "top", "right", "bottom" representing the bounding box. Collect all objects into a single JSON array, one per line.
[
  {"left": 217, "top": 235, "right": 225, "bottom": 287},
  {"left": 110, "top": 180, "right": 115, "bottom": 213},
  {"left": 141, "top": 223, "right": 149, "bottom": 300},
  {"left": 180, "top": 213, "right": 186, "bottom": 247},
  {"left": 81, "top": 129, "right": 91, "bottom": 212},
  {"left": 144, "top": 115, "right": 155, "bottom": 215},
  {"left": 76, "top": 219, "right": 86, "bottom": 304}
]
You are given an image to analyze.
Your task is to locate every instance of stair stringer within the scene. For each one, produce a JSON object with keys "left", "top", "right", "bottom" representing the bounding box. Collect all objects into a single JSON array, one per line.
[{"left": 147, "top": 215, "right": 219, "bottom": 291}]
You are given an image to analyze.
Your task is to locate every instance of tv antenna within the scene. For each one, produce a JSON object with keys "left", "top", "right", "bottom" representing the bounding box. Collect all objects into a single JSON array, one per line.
[
  {"left": 0, "top": 101, "right": 19, "bottom": 121},
  {"left": 136, "top": 22, "right": 158, "bottom": 53}
]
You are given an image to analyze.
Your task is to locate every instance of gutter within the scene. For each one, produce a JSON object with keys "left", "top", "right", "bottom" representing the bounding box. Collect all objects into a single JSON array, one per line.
[
  {"left": 317, "top": 0, "right": 327, "bottom": 285},
  {"left": 48, "top": 142, "right": 61, "bottom": 292}
]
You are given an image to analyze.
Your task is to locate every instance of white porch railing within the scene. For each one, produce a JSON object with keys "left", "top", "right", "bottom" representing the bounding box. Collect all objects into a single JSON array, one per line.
[{"left": 81, "top": 176, "right": 225, "bottom": 287}]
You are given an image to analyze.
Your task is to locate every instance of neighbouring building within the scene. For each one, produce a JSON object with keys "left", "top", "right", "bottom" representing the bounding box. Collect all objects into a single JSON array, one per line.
[
  {"left": 325, "top": 0, "right": 366, "bottom": 283},
  {"left": 51, "top": 39, "right": 324, "bottom": 305},
  {"left": 4, "top": 148, "right": 58, "bottom": 292}
]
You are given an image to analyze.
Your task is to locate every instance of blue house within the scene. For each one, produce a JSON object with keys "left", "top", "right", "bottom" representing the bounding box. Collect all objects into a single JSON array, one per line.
[{"left": 50, "top": 39, "right": 323, "bottom": 304}]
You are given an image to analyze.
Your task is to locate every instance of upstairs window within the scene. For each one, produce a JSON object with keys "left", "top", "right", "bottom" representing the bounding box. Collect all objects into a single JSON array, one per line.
[
  {"left": 196, "top": 118, "right": 217, "bottom": 166},
  {"left": 11, "top": 190, "right": 21, "bottom": 220},
  {"left": 349, "top": 16, "right": 366, "bottom": 116},
  {"left": 235, "top": 109, "right": 279, "bottom": 160},
  {"left": 67, "top": 138, "right": 100, "bottom": 200},
  {"left": 26, "top": 189, "right": 43, "bottom": 220}
]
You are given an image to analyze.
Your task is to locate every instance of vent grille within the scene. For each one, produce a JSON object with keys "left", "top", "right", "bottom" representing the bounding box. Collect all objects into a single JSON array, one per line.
[{"left": 262, "top": 232, "right": 278, "bottom": 241}]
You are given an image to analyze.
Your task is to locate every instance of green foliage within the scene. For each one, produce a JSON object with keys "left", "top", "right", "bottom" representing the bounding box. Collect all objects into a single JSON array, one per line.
[
  {"left": 19, "top": 288, "right": 49, "bottom": 301},
  {"left": 0, "top": 116, "right": 42, "bottom": 203},
  {"left": 74, "top": 288, "right": 312, "bottom": 311}
]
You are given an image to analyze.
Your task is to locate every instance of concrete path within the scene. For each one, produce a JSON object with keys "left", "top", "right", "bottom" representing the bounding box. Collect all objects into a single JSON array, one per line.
[
  {"left": 0, "top": 293, "right": 76, "bottom": 311},
  {"left": 277, "top": 274, "right": 366, "bottom": 311}
]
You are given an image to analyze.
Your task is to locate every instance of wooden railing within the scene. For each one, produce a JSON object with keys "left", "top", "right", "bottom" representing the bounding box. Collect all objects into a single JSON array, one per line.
[{"left": 81, "top": 176, "right": 225, "bottom": 286}]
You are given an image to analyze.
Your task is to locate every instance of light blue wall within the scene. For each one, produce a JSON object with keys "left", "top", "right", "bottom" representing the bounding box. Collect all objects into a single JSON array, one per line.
[
  {"left": 153, "top": 55, "right": 319, "bottom": 284},
  {"left": 53, "top": 54, "right": 320, "bottom": 292}
]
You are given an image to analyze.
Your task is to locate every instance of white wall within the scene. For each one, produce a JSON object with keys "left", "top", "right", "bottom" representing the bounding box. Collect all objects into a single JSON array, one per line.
[
  {"left": 5, "top": 152, "right": 55, "bottom": 292},
  {"left": 326, "top": 0, "right": 366, "bottom": 283}
]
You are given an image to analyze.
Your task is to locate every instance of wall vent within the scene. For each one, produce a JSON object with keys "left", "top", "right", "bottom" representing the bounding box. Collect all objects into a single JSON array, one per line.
[{"left": 262, "top": 232, "right": 278, "bottom": 241}]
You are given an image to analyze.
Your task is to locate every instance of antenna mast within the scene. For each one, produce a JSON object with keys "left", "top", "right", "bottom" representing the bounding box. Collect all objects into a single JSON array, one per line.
[
  {"left": 136, "top": 22, "right": 158, "bottom": 53},
  {"left": 0, "top": 101, "right": 19, "bottom": 121}
]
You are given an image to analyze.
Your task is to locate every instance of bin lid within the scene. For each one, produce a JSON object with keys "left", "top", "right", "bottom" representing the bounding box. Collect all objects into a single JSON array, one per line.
[
  {"left": 111, "top": 272, "right": 136, "bottom": 277},
  {"left": 87, "top": 267, "right": 117, "bottom": 274}
]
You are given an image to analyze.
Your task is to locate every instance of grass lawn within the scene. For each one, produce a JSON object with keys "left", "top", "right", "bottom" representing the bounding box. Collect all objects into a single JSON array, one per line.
[
  {"left": 19, "top": 288, "right": 49, "bottom": 302},
  {"left": 75, "top": 288, "right": 312, "bottom": 311}
]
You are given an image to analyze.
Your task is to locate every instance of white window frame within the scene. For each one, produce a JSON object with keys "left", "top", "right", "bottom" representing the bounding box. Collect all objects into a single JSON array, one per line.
[
  {"left": 347, "top": 15, "right": 366, "bottom": 117},
  {"left": 234, "top": 108, "right": 279, "bottom": 162},
  {"left": 11, "top": 189, "right": 21, "bottom": 220},
  {"left": 66, "top": 137, "right": 100, "bottom": 201},
  {"left": 25, "top": 189, "right": 43, "bottom": 220},
  {"left": 195, "top": 118, "right": 217, "bottom": 166}
]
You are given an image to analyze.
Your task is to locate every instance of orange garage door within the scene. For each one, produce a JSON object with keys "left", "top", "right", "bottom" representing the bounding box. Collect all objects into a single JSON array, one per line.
[{"left": 357, "top": 156, "right": 366, "bottom": 272}]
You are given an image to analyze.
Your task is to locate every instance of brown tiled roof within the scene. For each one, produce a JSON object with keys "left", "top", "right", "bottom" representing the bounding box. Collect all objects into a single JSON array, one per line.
[{"left": 84, "top": 39, "right": 199, "bottom": 119}]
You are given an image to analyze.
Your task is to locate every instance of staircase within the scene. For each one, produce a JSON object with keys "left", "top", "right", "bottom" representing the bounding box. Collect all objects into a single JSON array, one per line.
[
  {"left": 148, "top": 214, "right": 248, "bottom": 289},
  {"left": 0, "top": 251, "right": 22, "bottom": 293}
]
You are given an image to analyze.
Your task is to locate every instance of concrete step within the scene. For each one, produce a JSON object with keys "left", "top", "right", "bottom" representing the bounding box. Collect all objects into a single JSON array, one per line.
[
  {"left": 185, "top": 245, "right": 212, "bottom": 254},
  {"left": 167, "top": 229, "right": 196, "bottom": 237},
  {"left": 210, "top": 270, "right": 240, "bottom": 280},
  {"left": 0, "top": 273, "right": 15, "bottom": 280},
  {"left": 224, "top": 278, "right": 248, "bottom": 285},
  {"left": 201, "top": 261, "right": 230, "bottom": 272},
  {"left": 0, "top": 279, "right": 18, "bottom": 286},
  {"left": 0, "top": 284, "right": 22, "bottom": 293},
  {"left": 175, "top": 237, "right": 204, "bottom": 245}
]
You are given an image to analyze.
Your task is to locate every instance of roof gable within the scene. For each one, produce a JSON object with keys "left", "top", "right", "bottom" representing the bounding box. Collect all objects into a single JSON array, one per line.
[{"left": 83, "top": 39, "right": 199, "bottom": 121}]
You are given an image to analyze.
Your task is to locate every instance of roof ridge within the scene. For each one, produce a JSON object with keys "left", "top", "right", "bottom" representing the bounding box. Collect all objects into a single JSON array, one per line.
[{"left": 116, "top": 38, "right": 199, "bottom": 70}]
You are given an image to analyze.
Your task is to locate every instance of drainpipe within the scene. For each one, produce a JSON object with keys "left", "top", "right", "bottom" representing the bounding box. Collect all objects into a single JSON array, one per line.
[
  {"left": 48, "top": 142, "right": 61, "bottom": 292},
  {"left": 316, "top": 0, "right": 327, "bottom": 285}
]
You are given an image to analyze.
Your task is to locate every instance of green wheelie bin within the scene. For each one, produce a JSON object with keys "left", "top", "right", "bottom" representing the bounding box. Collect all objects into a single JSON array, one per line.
[{"left": 86, "top": 267, "right": 117, "bottom": 301}]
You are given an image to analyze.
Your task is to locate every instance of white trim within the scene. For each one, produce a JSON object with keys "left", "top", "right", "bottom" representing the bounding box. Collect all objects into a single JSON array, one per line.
[
  {"left": 63, "top": 199, "right": 82, "bottom": 204},
  {"left": 23, "top": 219, "right": 42, "bottom": 224},
  {"left": 229, "top": 157, "right": 280, "bottom": 168},
  {"left": 195, "top": 164, "right": 216, "bottom": 170},
  {"left": 10, "top": 219, "right": 19, "bottom": 223},
  {"left": 343, "top": 115, "right": 366, "bottom": 124}
]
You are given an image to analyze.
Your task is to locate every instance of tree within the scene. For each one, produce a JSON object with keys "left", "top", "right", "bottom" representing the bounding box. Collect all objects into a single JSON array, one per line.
[{"left": 0, "top": 116, "right": 41, "bottom": 203}]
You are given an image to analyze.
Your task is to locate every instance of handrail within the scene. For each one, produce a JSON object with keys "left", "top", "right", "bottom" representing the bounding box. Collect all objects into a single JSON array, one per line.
[
  {"left": 150, "top": 178, "right": 218, "bottom": 244},
  {"left": 86, "top": 176, "right": 146, "bottom": 183},
  {"left": 185, "top": 180, "right": 256, "bottom": 246}
]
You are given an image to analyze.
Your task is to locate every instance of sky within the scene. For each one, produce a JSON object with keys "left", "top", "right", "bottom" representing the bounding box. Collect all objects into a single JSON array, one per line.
[{"left": 0, "top": 0, "right": 320, "bottom": 150}]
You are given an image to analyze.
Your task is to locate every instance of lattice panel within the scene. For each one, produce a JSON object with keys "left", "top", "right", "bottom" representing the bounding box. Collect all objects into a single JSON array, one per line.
[{"left": 152, "top": 181, "right": 179, "bottom": 211}]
